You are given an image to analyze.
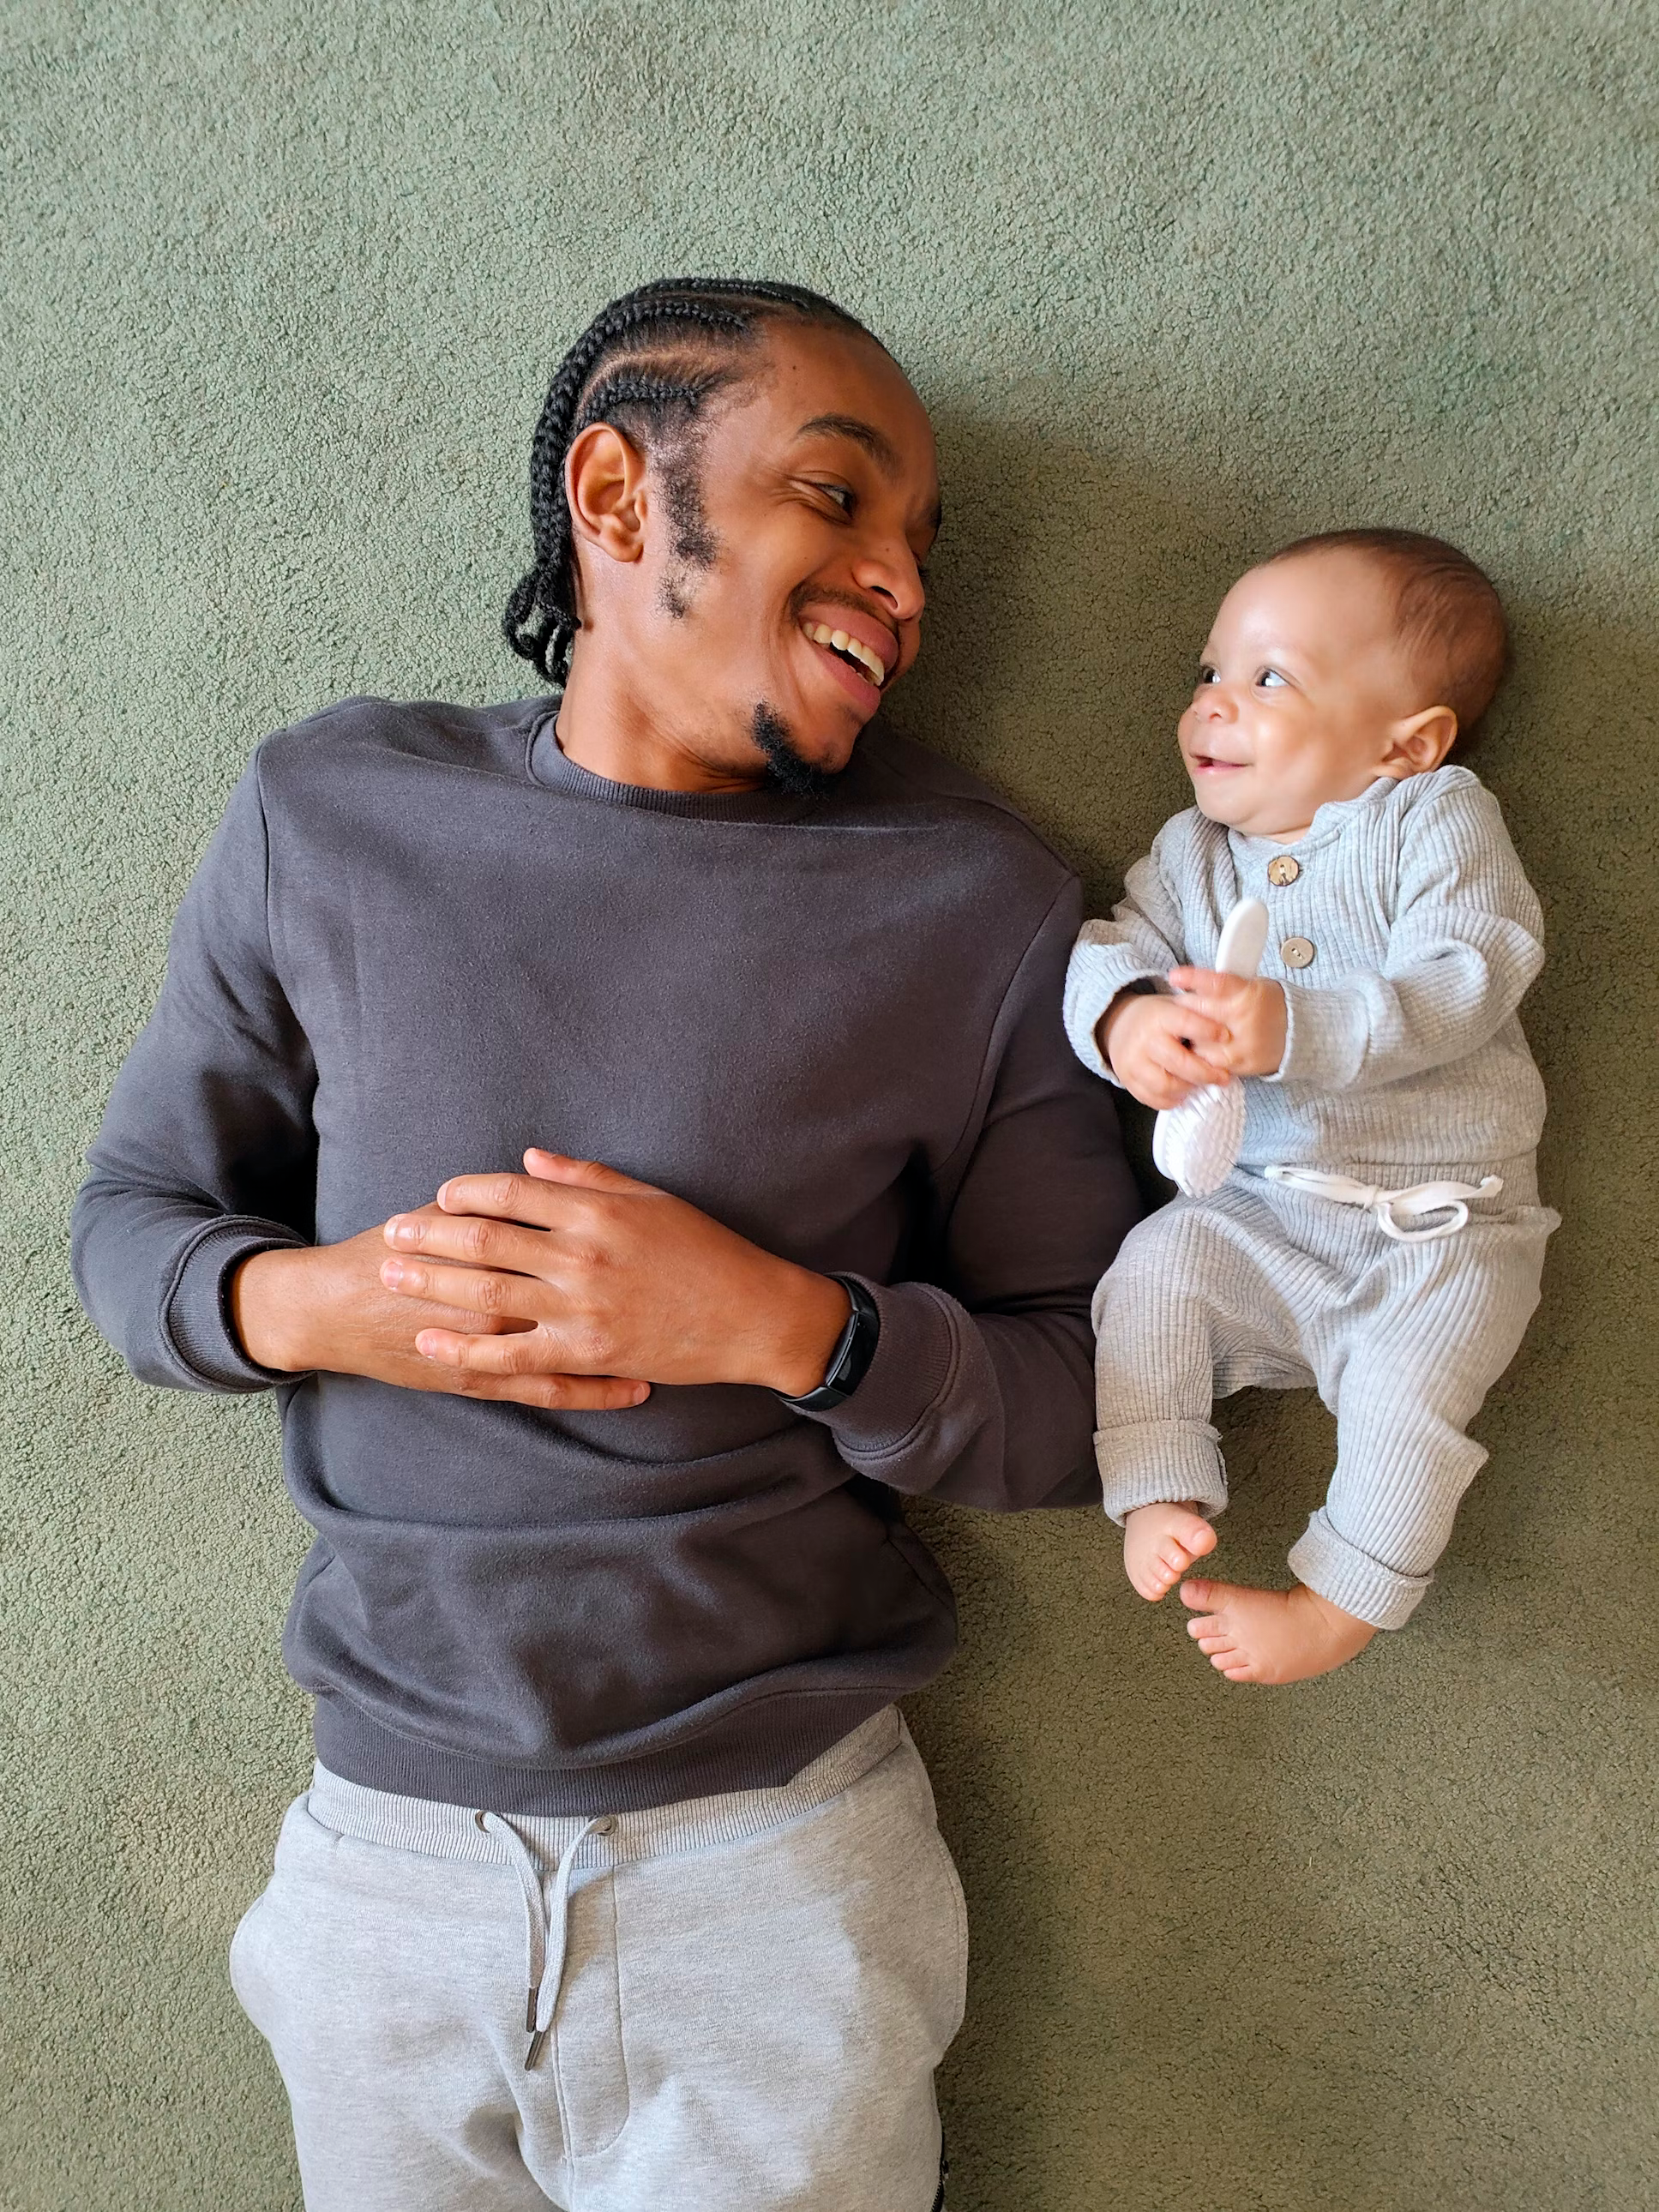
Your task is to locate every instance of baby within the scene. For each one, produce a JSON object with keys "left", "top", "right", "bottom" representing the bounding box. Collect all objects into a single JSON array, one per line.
[{"left": 1066, "top": 528, "right": 1558, "bottom": 1684}]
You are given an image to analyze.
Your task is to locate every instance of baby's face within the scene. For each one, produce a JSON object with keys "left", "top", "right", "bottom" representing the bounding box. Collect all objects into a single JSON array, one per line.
[{"left": 1178, "top": 551, "right": 1441, "bottom": 841}]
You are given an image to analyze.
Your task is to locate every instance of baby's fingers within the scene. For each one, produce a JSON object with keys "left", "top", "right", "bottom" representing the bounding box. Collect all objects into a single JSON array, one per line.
[{"left": 1148, "top": 1030, "right": 1229, "bottom": 1089}]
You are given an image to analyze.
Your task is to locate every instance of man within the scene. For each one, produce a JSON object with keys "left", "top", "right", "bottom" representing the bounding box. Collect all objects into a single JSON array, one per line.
[{"left": 73, "top": 277, "right": 1138, "bottom": 2212}]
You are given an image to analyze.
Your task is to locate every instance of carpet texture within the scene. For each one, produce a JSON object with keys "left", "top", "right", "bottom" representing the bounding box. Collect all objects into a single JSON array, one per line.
[{"left": 3, "top": 4, "right": 1656, "bottom": 2208}]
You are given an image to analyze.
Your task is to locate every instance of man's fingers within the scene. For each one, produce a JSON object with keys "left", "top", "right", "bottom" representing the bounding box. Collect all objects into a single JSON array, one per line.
[
  {"left": 385, "top": 1209, "right": 568, "bottom": 1274},
  {"left": 430, "top": 1169, "right": 583, "bottom": 1226},
  {"left": 521, "top": 1148, "right": 660, "bottom": 1197},
  {"left": 418, "top": 1318, "right": 619, "bottom": 1371},
  {"left": 382, "top": 1256, "right": 550, "bottom": 1322},
  {"left": 433, "top": 1359, "right": 651, "bottom": 1411}
]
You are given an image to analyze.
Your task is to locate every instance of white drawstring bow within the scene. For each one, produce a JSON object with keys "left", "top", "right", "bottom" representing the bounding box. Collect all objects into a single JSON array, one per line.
[{"left": 1264, "top": 1165, "right": 1503, "bottom": 1242}]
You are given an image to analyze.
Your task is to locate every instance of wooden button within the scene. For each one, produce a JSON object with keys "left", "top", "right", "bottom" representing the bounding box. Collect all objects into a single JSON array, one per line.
[
  {"left": 1267, "top": 855, "right": 1301, "bottom": 887},
  {"left": 1281, "top": 936, "right": 1316, "bottom": 969}
]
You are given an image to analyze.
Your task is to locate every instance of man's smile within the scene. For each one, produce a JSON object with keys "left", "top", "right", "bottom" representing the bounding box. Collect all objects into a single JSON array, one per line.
[{"left": 796, "top": 605, "right": 899, "bottom": 708}]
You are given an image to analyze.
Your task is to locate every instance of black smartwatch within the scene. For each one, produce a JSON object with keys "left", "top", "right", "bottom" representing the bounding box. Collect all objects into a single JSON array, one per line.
[{"left": 778, "top": 1274, "right": 881, "bottom": 1412}]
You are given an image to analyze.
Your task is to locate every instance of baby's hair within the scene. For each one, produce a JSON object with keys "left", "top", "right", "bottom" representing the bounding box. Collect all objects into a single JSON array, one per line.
[{"left": 1264, "top": 527, "right": 1510, "bottom": 748}]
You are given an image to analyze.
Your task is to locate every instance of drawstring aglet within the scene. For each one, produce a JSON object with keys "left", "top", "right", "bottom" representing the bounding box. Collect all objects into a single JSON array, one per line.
[
  {"left": 525, "top": 2025, "right": 550, "bottom": 2071},
  {"left": 526, "top": 1986, "right": 540, "bottom": 2034}
]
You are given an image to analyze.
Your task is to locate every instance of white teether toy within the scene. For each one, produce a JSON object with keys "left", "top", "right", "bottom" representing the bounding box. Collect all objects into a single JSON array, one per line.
[{"left": 1151, "top": 897, "right": 1269, "bottom": 1197}]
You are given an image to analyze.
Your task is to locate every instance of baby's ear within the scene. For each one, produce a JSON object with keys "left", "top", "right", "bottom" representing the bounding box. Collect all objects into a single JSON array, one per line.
[{"left": 1381, "top": 704, "right": 1458, "bottom": 778}]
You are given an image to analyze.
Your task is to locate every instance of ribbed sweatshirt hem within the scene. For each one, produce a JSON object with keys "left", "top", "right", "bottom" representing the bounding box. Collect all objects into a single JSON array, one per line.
[
  {"left": 306, "top": 1705, "right": 905, "bottom": 1860},
  {"left": 310, "top": 1688, "right": 899, "bottom": 1818}
]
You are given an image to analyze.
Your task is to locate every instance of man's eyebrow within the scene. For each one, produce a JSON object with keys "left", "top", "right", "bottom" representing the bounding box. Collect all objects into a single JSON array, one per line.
[{"left": 793, "top": 412, "right": 903, "bottom": 475}]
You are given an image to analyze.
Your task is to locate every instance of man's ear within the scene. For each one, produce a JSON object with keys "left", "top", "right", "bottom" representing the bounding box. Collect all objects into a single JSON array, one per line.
[
  {"left": 566, "top": 424, "right": 649, "bottom": 566},
  {"left": 1379, "top": 703, "right": 1458, "bottom": 778}
]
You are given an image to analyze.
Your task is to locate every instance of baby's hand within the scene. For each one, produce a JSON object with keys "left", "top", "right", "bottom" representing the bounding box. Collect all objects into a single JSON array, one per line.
[
  {"left": 1122, "top": 1500, "right": 1217, "bottom": 1600},
  {"left": 1099, "top": 990, "right": 1233, "bottom": 1109},
  {"left": 1165, "top": 969, "right": 1288, "bottom": 1079}
]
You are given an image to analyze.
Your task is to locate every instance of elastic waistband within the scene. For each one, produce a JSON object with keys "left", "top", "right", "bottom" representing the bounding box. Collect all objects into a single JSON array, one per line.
[
  {"left": 1242, "top": 1153, "right": 1540, "bottom": 1209},
  {"left": 307, "top": 1704, "right": 903, "bottom": 1869}
]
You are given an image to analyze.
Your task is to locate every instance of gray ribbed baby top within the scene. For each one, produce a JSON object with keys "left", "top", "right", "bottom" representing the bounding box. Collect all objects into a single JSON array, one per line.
[{"left": 1063, "top": 766, "right": 1547, "bottom": 1195}]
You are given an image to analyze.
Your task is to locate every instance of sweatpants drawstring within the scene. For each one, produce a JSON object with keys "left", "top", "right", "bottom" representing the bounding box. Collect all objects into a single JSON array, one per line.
[
  {"left": 1264, "top": 1165, "right": 1503, "bottom": 1242},
  {"left": 478, "top": 1812, "right": 604, "bottom": 2070}
]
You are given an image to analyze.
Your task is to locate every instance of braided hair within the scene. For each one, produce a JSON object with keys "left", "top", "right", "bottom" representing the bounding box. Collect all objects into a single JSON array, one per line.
[{"left": 504, "top": 278, "right": 877, "bottom": 686}]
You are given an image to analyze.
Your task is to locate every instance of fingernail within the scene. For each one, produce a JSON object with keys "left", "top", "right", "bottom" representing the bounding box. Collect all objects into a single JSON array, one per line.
[
  {"left": 381, "top": 1260, "right": 408, "bottom": 1287},
  {"left": 630, "top": 1386, "right": 649, "bottom": 1404},
  {"left": 390, "top": 1219, "right": 420, "bottom": 1246}
]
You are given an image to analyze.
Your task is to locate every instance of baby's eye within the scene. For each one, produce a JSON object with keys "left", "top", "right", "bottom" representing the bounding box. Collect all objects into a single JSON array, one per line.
[
  {"left": 1197, "top": 664, "right": 1219, "bottom": 685},
  {"left": 1257, "top": 668, "right": 1287, "bottom": 689}
]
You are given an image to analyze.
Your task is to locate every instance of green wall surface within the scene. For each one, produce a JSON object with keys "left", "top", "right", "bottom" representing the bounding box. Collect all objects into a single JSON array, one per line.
[{"left": 3, "top": 3, "right": 1656, "bottom": 2207}]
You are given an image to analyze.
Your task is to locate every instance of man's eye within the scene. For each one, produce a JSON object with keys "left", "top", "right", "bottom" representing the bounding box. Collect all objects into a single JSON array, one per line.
[{"left": 814, "top": 483, "right": 855, "bottom": 515}]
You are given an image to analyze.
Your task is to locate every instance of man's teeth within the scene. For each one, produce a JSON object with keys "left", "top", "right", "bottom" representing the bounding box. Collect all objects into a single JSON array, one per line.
[{"left": 804, "top": 622, "right": 885, "bottom": 687}]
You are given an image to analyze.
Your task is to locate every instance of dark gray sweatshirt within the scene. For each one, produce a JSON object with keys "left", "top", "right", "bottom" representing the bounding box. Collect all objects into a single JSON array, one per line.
[{"left": 73, "top": 697, "right": 1138, "bottom": 1814}]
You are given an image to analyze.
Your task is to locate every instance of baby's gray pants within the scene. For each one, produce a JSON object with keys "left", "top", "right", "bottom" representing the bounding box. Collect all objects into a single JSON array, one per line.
[
  {"left": 1091, "top": 1171, "right": 1557, "bottom": 1627},
  {"left": 230, "top": 1709, "right": 964, "bottom": 2212}
]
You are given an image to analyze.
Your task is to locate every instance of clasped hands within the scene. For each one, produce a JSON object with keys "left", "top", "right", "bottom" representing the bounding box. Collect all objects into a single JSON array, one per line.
[
  {"left": 231, "top": 1147, "right": 851, "bottom": 1410},
  {"left": 1100, "top": 969, "right": 1288, "bottom": 1111}
]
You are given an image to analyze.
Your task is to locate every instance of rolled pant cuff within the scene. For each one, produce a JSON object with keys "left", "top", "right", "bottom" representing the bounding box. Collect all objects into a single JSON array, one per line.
[
  {"left": 1288, "top": 1512, "right": 1431, "bottom": 1630},
  {"left": 1096, "top": 1420, "right": 1228, "bottom": 1526}
]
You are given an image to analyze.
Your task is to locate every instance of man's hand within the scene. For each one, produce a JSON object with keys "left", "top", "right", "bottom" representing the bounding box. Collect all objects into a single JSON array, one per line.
[
  {"left": 1098, "top": 989, "right": 1234, "bottom": 1110},
  {"left": 376, "top": 1149, "right": 852, "bottom": 1409},
  {"left": 1166, "top": 969, "right": 1288, "bottom": 1080},
  {"left": 230, "top": 1208, "right": 652, "bottom": 1410}
]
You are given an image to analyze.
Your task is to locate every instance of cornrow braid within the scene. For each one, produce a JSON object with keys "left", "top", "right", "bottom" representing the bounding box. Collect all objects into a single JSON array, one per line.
[{"left": 504, "top": 278, "right": 877, "bottom": 685}]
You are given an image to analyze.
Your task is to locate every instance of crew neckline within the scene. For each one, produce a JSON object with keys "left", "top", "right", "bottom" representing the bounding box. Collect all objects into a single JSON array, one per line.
[
  {"left": 526, "top": 704, "right": 820, "bottom": 823},
  {"left": 1229, "top": 772, "right": 1404, "bottom": 859}
]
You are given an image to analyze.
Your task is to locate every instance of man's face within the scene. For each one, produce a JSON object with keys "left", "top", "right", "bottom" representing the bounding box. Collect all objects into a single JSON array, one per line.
[{"left": 580, "top": 322, "right": 941, "bottom": 790}]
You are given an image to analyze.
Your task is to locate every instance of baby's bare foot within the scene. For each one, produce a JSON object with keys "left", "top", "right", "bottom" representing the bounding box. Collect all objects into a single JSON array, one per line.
[
  {"left": 1179, "top": 1578, "right": 1376, "bottom": 1684},
  {"left": 1123, "top": 1501, "right": 1217, "bottom": 1601}
]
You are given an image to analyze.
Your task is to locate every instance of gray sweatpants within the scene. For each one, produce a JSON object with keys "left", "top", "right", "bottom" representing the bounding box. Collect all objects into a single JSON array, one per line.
[
  {"left": 230, "top": 1709, "right": 964, "bottom": 2212},
  {"left": 1092, "top": 1170, "right": 1558, "bottom": 1627}
]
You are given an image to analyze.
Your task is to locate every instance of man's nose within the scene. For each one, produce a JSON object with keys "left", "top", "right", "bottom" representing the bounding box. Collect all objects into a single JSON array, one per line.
[{"left": 851, "top": 541, "right": 926, "bottom": 626}]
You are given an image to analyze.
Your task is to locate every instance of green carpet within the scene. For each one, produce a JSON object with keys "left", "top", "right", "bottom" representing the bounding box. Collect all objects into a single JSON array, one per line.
[{"left": 3, "top": 3, "right": 1655, "bottom": 2207}]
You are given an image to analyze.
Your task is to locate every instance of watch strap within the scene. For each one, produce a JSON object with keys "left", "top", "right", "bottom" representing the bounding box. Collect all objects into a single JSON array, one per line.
[{"left": 778, "top": 1274, "right": 881, "bottom": 1412}]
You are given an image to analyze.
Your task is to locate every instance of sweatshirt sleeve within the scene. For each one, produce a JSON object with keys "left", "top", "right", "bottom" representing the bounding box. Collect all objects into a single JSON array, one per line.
[
  {"left": 806, "top": 877, "right": 1141, "bottom": 1511},
  {"left": 70, "top": 749, "right": 319, "bottom": 1392},
  {"left": 1061, "top": 834, "right": 1189, "bottom": 1082},
  {"left": 1274, "top": 779, "right": 1545, "bottom": 1095}
]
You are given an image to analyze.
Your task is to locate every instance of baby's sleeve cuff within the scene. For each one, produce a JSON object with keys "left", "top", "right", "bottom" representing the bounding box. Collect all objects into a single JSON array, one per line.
[
  {"left": 1269, "top": 983, "right": 1367, "bottom": 1091},
  {"left": 1287, "top": 1510, "right": 1432, "bottom": 1630},
  {"left": 1063, "top": 938, "right": 1166, "bottom": 1084}
]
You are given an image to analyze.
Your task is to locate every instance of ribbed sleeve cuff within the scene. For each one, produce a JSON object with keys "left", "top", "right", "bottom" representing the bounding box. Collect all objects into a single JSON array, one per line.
[
  {"left": 1096, "top": 1419, "right": 1228, "bottom": 1525},
  {"left": 1272, "top": 983, "right": 1366, "bottom": 1091},
  {"left": 806, "top": 1277, "right": 958, "bottom": 1464},
  {"left": 162, "top": 1217, "right": 311, "bottom": 1392},
  {"left": 1062, "top": 944, "right": 1165, "bottom": 1083},
  {"left": 1287, "top": 1510, "right": 1431, "bottom": 1630}
]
